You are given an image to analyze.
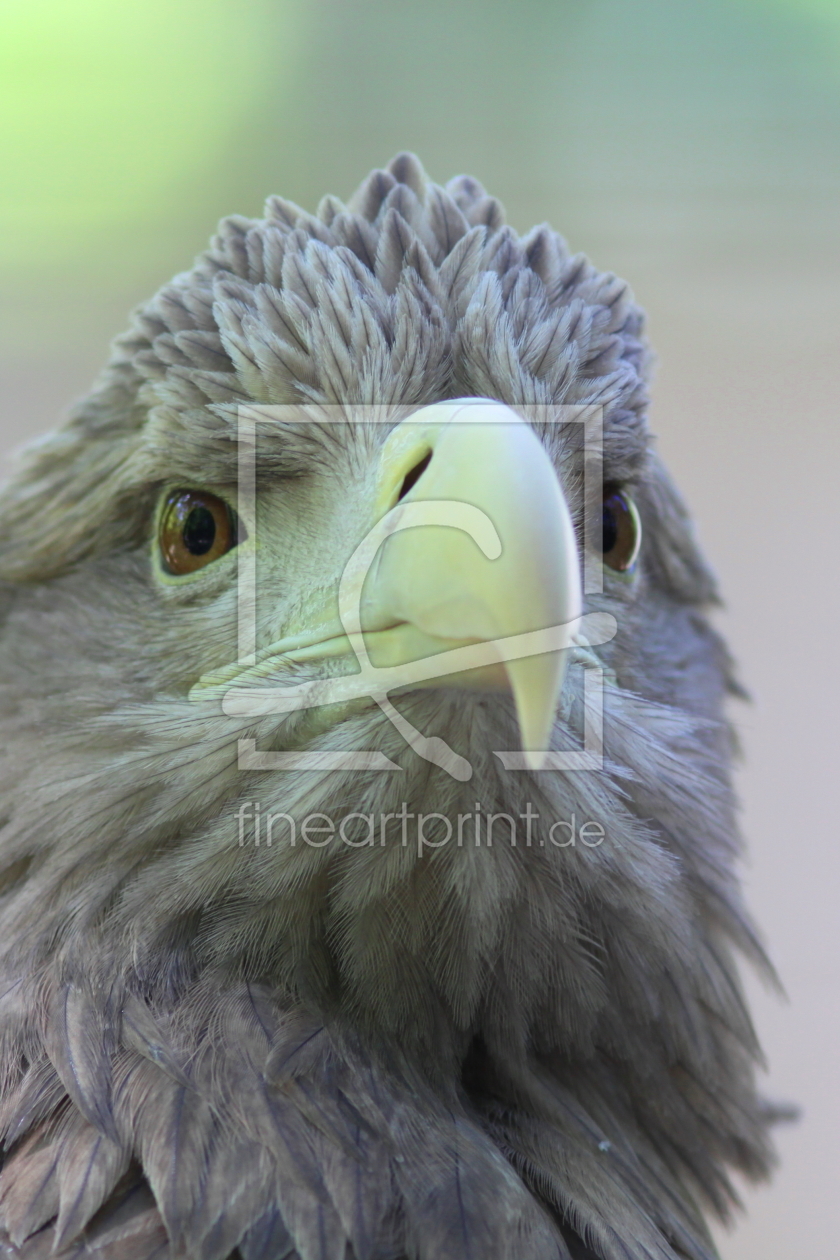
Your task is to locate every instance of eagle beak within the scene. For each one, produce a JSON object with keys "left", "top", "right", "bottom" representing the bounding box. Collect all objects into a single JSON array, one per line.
[
  {"left": 211, "top": 398, "right": 583, "bottom": 769},
  {"left": 361, "top": 399, "right": 582, "bottom": 765}
]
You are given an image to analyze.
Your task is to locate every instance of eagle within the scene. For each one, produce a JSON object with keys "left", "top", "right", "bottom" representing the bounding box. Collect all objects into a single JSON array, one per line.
[{"left": 0, "top": 154, "right": 776, "bottom": 1259}]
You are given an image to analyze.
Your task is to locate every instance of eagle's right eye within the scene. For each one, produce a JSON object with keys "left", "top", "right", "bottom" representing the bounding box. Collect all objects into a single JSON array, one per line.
[{"left": 158, "top": 489, "right": 243, "bottom": 576}]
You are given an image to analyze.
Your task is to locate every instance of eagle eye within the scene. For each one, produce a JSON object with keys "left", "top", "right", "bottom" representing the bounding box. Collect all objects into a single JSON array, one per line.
[
  {"left": 600, "top": 484, "right": 641, "bottom": 572},
  {"left": 158, "top": 489, "right": 243, "bottom": 576}
]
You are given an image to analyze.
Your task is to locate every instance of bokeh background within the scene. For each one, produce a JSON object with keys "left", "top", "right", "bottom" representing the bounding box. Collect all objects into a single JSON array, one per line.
[{"left": 1, "top": 0, "right": 838, "bottom": 1254}]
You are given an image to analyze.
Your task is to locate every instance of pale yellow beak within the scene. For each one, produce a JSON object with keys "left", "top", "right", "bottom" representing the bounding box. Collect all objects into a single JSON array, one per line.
[
  {"left": 355, "top": 399, "right": 582, "bottom": 763},
  {"left": 209, "top": 399, "right": 582, "bottom": 769}
]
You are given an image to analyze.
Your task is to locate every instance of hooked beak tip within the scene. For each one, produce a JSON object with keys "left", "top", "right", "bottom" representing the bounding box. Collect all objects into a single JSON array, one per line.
[{"left": 505, "top": 651, "right": 569, "bottom": 770}]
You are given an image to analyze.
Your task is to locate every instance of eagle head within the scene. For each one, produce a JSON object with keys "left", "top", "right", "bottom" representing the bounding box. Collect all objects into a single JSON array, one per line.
[{"left": 0, "top": 154, "right": 776, "bottom": 1260}]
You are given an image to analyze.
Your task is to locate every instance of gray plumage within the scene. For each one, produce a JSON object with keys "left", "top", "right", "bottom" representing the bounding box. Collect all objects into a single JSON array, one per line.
[{"left": 0, "top": 154, "right": 777, "bottom": 1259}]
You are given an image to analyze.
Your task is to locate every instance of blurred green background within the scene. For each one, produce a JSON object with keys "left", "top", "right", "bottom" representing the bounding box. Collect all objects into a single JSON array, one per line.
[{"left": 1, "top": 1, "right": 838, "bottom": 1256}]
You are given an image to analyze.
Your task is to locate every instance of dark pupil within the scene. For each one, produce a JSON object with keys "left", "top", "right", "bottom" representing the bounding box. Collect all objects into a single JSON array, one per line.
[
  {"left": 602, "top": 499, "right": 619, "bottom": 553},
  {"left": 182, "top": 505, "right": 217, "bottom": 555}
]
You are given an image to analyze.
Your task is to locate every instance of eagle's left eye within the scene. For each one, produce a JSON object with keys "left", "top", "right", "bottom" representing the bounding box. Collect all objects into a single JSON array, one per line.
[
  {"left": 158, "top": 489, "right": 242, "bottom": 576},
  {"left": 600, "top": 484, "right": 641, "bottom": 572}
]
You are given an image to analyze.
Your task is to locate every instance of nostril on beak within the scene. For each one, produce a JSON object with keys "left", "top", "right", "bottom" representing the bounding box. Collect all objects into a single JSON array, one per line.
[{"left": 398, "top": 450, "right": 432, "bottom": 500}]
